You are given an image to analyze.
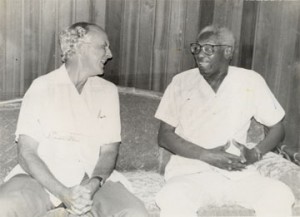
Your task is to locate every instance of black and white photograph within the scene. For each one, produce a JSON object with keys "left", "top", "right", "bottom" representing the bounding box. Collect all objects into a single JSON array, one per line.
[{"left": 0, "top": 0, "right": 299, "bottom": 216}]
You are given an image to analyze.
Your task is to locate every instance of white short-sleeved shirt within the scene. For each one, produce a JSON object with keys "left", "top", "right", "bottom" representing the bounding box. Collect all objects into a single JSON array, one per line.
[
  {"left": 6, "top": 64, "right": 124, "bottom": 204},
  {"left": 155, "top": 66, "right": 285, "bottom": 180}
]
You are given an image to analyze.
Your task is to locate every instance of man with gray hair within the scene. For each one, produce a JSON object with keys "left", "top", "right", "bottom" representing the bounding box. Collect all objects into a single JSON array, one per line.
[
  {"left": 155, "top": 25, "right": 295, "bottom": 217},
  {"left": 0, "top": 22, "right": 148, "bottom": 217}
]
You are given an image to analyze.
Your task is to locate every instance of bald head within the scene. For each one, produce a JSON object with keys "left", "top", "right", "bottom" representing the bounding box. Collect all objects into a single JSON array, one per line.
[
  {"left": 59, "top": 22, "right": 105, "bottom": 63},
  {"left": 197, "top": 25, "right": 235, "bottom": 50}
]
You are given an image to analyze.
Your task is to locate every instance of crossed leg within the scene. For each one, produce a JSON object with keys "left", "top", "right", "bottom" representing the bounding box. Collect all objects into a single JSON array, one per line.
[{"left": 0, "top": 174, "right": 53, "bottom": 217}]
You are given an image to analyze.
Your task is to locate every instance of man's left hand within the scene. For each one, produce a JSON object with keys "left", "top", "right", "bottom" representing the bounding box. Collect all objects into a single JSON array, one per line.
[
  {"left": 232, "top": 140, "right": 260, "bottom": 165},
  {"left": 82, "top": 178, "right": 101, "bottom": 198}
]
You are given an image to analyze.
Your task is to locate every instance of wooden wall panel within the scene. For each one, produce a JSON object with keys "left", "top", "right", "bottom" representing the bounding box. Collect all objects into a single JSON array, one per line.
[
  {"left": 105, "top": 0, "right": 123, "bottom": 84},
  {"left": 181, "top": 0, "right": 201, "bottom": 72},
  {"left": 164, "top": 0, "right": 186, "bottom": 84},
  {"left": 117, "top": 0, "right": 140, "bottom": 87},
  {"left": 213, "top": 0, "right": 244, "bottom": 66},
  {"left": 151, "top": 0, "right": 172, "bottom": 91},
  {"left": 22, "top": 0, "right": 41, "bottom": 92},
  {"left": 74, "top": 0, "right": 92, "bottom": 22},
  {"left": 5, "top": 0, "right": 22, "bottom": 100},
  {"left": 0, "top": 0, "right": 7, "bottom": 100},
  {"left": 136, "top": 0, "right": 156, "bottom": 89},
  {"left": 0, "top": 0, "right": 106, "bottom": 101},
  {"left": 252, "top": 1, "right": 300, "bottom": 148},
  {"left": 91, "top": 0, "right": 106, "bottom": 28},
  {"left": 238, "top": 0, "right": 258, "bottom": 69},
  {"left": 40, "top": 0, "right": 57, "bottom": 76}
]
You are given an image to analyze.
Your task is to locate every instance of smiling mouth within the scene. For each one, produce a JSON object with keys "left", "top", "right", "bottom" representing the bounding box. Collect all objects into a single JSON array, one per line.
[{"left": 198, "top": 61, "right": 210, "bottom": 67}]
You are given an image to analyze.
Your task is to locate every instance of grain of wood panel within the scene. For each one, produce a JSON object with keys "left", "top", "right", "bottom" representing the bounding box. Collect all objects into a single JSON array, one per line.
[
  {"left": 199, "top": 0, "right": 214, "bottom": 29},
  {"left": 40, "top": 0, "right": 57, "bottom": 75},
  {"left": 119, "top": 0, "right": 141, "bottom": 87},
  {"left": 136, "top": 0, "right": 156, "bottom": 89},
  {"left": 238, "top": 0, "right": 258, "bottom": 69},
  {"left": 181, "top": 0, "right": 201, "bottom": 72},
  {"left": 213, "top": 0, "right": 243, "bottom": 66},
  {"left": 165, "top": 0, "right": 186, "bottom": 84},
  {"left": 91, "top": 0, "right": 106, "bottom": 28},
  {"left": 57, "top": 0, "right": 74, "bottom": 67},
  {"left": 252, "top": 2, "right": 281, "bottom": 82},
  {"left": 105, "top": 0, "right": 123, "bottom": 84},
  {"left": 5, "top": 0, "right": 22, "bottom": 100},
  {"left": 253, "top": 1, "right": 300, "bottom": 148},
  {"left": 283, "top": 3, "right": 300, "bottom": 148},
  {"left": 0, "top": 0, "right": 7, "bottom": 100},
  {"left": 22, "top": 0, "right": 41, "bottom": 93},
  {"left": 151, "top": 0, "right": 172, "bottom": 91},
  {"left": 74, "top": 0, "right": 91, "bottom": 23}
]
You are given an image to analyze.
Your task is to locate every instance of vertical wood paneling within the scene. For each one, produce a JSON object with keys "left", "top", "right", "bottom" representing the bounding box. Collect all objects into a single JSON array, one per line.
[
  {"left": 119, "top": 0, "right": 140, "bottom": 87},
  {"left": 181, "top": 0, "right": 201, "bottom": 72},
  {"left": 57, "top": 0, "right": 74, "bottom": 67},
  {"left": 151, "top": 0, "right": 172, "bottom": 91},
  {"left": 136, "top": 0, "right": 156, "bottom": 89},
  {"left": 40, "top": 0, "right": 56, "bottom": 75},
  {"left": 74, "top": 0, "right": 91, "bottom": 22},
  {"left": 213, "top": 0, "right": 244, "bottom": 66},
  {"left": 5, "top": 0, "right": 22, "bottom": 100},
  {"left": 0, "top": 0, "right": 7, "bottom": 100},
  {"left": 199, "top": 0, "right": 214, "bottom": 29},
  {"left": 92, "top": 0, "right": 106, "bottom": 28},
  {"left": 238, "top": 0, "right": 258, "bottom": 69},
  {"left": 252, "top": 1, "right": 300, "bottom": 148},
  {"left": 0, "top": 0, "right": 106, "bottom": 100},
  {"left": 164, "top": 0, "right": 186, "bottom": 85},
  {"left": 105, "top": 0, "right": 123, "bottom": 84},
  {"left": 22, "top": 0, "right": 41, "bottom": 92}
]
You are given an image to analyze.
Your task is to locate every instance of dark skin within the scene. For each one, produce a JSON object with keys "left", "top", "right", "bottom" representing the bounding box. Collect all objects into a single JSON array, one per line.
[{"left": 158, "top": 33, "right": 285, "bottom": 170}]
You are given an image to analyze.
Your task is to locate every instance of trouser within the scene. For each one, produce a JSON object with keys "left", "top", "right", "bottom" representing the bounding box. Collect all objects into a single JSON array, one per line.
[
  {"left": 156, "top": 171, "right": 295, "bottom": 217},
  {"left": 0, "top": 174, "right": 148, "bottom": 217}
]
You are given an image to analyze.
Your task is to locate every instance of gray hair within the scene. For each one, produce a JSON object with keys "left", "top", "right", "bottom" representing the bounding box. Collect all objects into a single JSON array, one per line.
[
  {"left": 59, "top": 22, "right": 100, "bottom": 63},
  {"left": 197, "top": 25, "right": 235, "bottom": 50}
]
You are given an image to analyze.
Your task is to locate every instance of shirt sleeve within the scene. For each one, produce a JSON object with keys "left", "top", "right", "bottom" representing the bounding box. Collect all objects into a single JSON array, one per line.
[
  {"left": 155, "top": 79, "right": 179, "bottom": 127},
  {"left": 15, "top": 80, "right": 44, "bottom": 142},
  {"left": 253, "top": 76, "right": 285, "bottom": 127}
]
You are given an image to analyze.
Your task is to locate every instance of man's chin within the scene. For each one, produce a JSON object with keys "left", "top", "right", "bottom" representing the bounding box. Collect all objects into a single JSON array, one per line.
[{"left": 197, "top": 66, "right": 209, "bottom": 75}]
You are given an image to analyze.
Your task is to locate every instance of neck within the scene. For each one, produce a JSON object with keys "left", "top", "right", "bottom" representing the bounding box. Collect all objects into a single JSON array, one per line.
[
  {"left": 202, "top": 65, "right": 229, "bottom": 93},
  {"left": 65, "top": 60, "right": 88, "bottom": 94}
]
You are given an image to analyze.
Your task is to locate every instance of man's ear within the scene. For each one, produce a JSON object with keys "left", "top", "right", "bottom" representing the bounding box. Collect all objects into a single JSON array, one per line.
[{"left": 224, "top": 46, "right": 233, "bottom": 60}]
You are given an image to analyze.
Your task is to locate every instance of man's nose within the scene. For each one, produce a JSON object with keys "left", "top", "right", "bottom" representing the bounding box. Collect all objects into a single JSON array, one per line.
[{"left": 106, "top": 48, "right": 112, "bottom": 58}]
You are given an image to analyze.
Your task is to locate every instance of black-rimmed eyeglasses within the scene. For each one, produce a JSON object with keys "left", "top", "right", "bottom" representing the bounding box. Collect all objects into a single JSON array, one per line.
[{"left": 190, "top": 43, "right": 231, "bottom": 56}]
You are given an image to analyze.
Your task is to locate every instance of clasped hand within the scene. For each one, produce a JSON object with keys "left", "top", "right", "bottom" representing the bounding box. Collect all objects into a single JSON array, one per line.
[
  {"left": 205, "top": 141, "right": 260, "bottom": 171},
  {"left": 60, "top": 183, "right": 95, "bottom": 216}
]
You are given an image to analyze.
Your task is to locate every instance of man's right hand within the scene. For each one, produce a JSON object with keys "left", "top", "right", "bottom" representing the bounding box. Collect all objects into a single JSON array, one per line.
[
  {"left": 201, "top": 142, "right": 246, "bottom": 171},
  {"left": 59, "top": 185, "right": 93, "bottom": 216}
]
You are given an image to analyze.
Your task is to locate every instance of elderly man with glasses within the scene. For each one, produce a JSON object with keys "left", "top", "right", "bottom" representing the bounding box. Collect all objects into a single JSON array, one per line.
[{"left": 154, "top": 25, "right": 295, "bottom": 217}]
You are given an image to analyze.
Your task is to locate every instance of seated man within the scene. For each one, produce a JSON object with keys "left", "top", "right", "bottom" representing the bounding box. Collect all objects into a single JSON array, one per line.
[
  {"left": 155, "top": 25, "right": 295, "bottom": 217},
  {"left": 0, "top": 22, "right": 148, "bottom": 217}
]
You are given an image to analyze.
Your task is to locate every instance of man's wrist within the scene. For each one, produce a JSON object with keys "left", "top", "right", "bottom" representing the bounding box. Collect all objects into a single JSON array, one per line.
[
  {"left": 253, "top": 146, "right": 262, "bottom": 161},
  {"left": 90, "top": 176, "right": 104, "bottom": 187}
]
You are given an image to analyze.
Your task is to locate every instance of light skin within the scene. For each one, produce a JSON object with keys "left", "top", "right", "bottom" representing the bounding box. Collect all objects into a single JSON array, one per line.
[
  {"left": 158, "top": 31, "right": 285, "bottom": 170},
  {"left": 18, "top": 26, "right": 118, "bottom": 216}
]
